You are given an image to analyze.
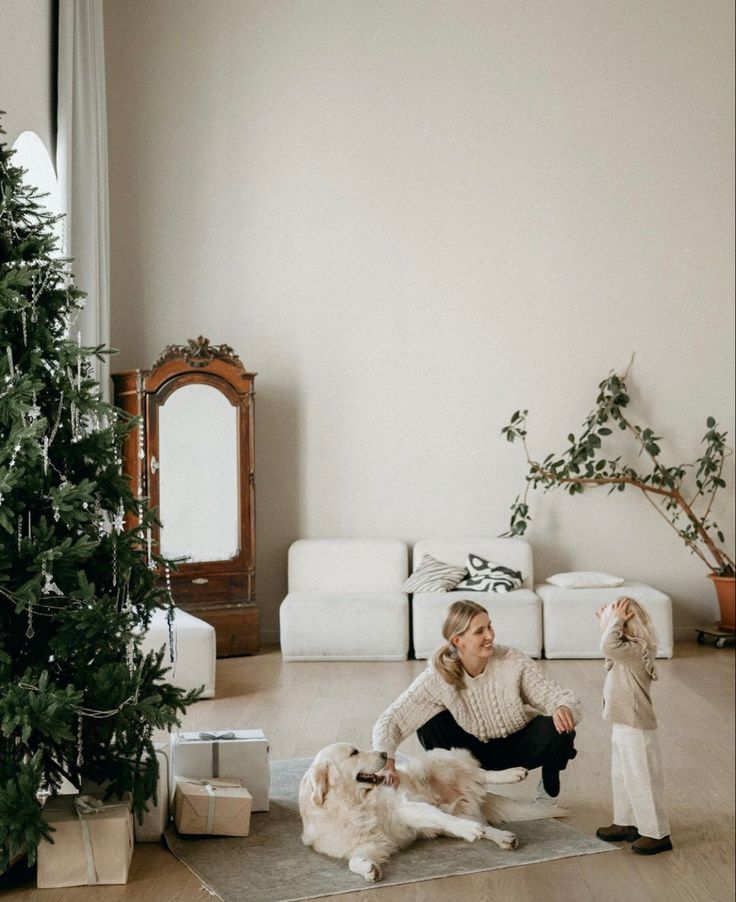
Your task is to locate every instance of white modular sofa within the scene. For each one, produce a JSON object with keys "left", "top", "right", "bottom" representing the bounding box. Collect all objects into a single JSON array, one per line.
[
  {"left": 279, "top": 538, "right": 410, "bottom": 660},
  {"left": 139, "top": 606, "right": 217, "bottom": 698},
  {"left": 410, "top": 538, "right": 542, "bottom": 659},
  {"left": 537, "top": 582, "right": 674, "bottom": 658}
]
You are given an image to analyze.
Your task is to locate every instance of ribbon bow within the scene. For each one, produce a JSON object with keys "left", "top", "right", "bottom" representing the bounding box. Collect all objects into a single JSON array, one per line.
[{"left": 197, "top": 731, "right": 236, "bottom": 741}]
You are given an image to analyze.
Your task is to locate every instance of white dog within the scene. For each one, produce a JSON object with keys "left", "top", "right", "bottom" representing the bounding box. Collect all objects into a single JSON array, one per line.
[{"left": 299, "top": 742, "right": 562, "bottom": 883}]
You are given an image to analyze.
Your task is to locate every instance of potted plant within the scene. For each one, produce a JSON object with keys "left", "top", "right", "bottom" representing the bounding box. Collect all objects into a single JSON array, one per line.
[{"left": 501, "top": 360, "right": 735, "bottom": 630}]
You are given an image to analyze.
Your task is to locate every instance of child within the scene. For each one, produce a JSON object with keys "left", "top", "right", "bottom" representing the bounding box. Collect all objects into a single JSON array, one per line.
[{"left": 595, "top": 597, "right": 673, "bottom": 855}]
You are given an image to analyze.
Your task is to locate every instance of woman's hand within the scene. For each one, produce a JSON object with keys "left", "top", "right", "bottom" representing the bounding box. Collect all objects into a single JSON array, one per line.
[
  {"left": 379, "top": 757, "right": 400, "bottom": 788},
  {"left": 553, "top": 705, "right": 575, "bottom": 734}
]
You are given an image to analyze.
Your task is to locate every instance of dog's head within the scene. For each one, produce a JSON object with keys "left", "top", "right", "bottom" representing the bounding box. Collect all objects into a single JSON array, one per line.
[{"left": 300, "top": 743, "right": 388, "bottom": 807}]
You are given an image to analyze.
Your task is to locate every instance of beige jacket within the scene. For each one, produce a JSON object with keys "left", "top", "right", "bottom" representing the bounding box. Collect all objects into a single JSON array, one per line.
[{"left": 601, "top": 617, "right": 658, "bottom": 730}]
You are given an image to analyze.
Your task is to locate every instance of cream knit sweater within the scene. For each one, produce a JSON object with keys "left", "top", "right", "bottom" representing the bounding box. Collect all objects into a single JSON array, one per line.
[{"left": 372, "top": 645, "right": 583, "bottom": 757}]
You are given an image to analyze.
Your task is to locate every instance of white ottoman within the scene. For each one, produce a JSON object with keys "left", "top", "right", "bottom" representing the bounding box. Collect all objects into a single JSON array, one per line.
[
  {"left": 411, "top": 538, "right": 543, "bottom": 659},
  {"left": 280, "top": 538, "right": 410, "bottom": 661},
  {"left": 537, "top": 583, "right": 673, "bottom": 659},
  {"left": 139, "top": 607, "right": 217, "bottom": 698}
]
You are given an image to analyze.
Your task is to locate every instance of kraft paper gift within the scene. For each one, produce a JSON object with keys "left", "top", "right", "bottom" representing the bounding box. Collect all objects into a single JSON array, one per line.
[
  {"left": 135, "top": 741, "right": 171, "bottom": 842},
  {"left": 173, "top": 777, "right": 252, "bottom": 836},
  {"left": 171, "top": 729, "right": 270, "bottom": 811},
  {"left": 37, "top": 794, "right": 133, "bottom": 888}
]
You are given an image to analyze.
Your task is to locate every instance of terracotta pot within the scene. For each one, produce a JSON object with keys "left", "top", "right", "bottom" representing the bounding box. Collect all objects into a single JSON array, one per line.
[{"left": 708, "top": 574, "right": 736, "bottom": 631}]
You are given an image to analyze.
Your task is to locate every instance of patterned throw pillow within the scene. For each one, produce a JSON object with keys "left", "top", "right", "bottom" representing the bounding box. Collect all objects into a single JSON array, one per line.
[
  {"left": 402, "top": 555, "right": 468, "bottom": 593},
  {"left": 454, "top": 553, "right": 523, "bottom": 593}
]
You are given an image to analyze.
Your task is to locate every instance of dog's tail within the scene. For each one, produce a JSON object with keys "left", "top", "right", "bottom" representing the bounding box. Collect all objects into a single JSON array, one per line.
[{"left": 482, "top": 794, "right": 569, "bottom": 823}]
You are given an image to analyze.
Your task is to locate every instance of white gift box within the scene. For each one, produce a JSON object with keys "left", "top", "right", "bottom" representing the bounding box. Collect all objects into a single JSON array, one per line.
[
  {"left": 135, "top": 742, "right": 170, "bottom": 842},
  {"left": 171, "top": 729, "right": 270, "bottom": 812}
]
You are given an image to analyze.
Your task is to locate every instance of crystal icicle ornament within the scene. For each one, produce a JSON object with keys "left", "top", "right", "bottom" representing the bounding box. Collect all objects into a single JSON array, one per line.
[
  {"left": 26, "top": 603, "right": 34, "bottom": 639},
  {"left": 42, "top": 435, "right": 49, "bottom": 474},
  {"left": 17, "top": 514, "right": 22, "bottom": 551},
  {"left": 165, "top": 565, "right": 176, "bottom": 664},
  {"left": 6, "top": 346, "right": 14, "bottom": 380},
  {"left": 76, "top": 331, "right": 82, "bottom": 389},
  {"left": 28, "top": 391, "right": 41, "bottom": 422},
  {"left": 113, "top": 500, "right": 125, "bottom": 534},
  {"left": 21, "top": 309, "right": 27, "bottom": 345},
  {"left": 76, "top": 715, "right": 84, "bottom": 767}
]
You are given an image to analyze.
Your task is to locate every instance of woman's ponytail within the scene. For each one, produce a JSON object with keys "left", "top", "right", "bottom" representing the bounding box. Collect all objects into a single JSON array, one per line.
[{"left": 432, "top": 642, "right": 466, "bottom": 691}]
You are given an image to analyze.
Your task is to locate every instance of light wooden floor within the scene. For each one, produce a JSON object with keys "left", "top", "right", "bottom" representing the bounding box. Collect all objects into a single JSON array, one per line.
[{"left": 3, "top": 641, "right": 734, "bottom": 902}]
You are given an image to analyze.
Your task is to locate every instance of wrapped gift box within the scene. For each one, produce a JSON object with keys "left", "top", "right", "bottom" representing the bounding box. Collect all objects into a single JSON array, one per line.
[
  {"left": 171, "top": 729, "right": 269, "bottom": 811},
  {"left": 173, "top": 777, "right": 252, "bottom": 836},
  {"left": 135, "top": 741, "right": 170, "bottom": 842},
  {"left": 37, "top": 794, "right": 133, "bottom": 888}
]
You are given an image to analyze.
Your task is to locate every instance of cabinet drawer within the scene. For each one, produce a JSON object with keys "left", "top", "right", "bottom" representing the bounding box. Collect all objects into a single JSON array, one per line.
[{"left": 170, "top": 571, "right": 252, "bottom": 607}]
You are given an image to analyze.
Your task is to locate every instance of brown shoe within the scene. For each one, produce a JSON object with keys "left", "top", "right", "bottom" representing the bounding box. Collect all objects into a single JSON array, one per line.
[
  {"left": 596, "top": 824, "right": 640, "bottom": 842},
  {"left": 631, "top": 835, "right": 673, "bottom": 855}
]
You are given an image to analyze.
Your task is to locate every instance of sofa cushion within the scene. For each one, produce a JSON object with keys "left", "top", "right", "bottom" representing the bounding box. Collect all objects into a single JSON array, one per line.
[
  {"left": 403, "top": 554, "right": 467, "bottom": 593},
  {"left": 288, "top": 538, "right": 408, "bottom": 592},
  {"left": 454, "top": 553, "right": 524, "bottom": 593},
  {"left": 280, "top": 591, "right": 409, "bottom": 660}
]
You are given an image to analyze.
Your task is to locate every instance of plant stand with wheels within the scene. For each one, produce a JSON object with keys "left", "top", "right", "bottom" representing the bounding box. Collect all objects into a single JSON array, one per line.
[{"left": 694, "top": 624, "right": 736, "bottom": 649}]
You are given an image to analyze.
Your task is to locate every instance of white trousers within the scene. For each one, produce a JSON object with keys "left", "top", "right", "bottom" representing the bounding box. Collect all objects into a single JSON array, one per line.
[{"left": 611, "top": 723, "right": 670, "bottom": 839}]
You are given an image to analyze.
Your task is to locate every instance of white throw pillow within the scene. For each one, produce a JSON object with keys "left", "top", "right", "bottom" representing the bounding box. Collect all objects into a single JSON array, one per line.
[{"left": 546, "top": 571, "right": 625, "bottom": 589}]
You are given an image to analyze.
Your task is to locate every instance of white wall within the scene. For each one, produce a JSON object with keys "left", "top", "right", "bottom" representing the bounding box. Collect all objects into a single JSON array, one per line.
[
  {"left": 104, "top": 0, "right": 735, "bottom": 642},
  {"left": 0, "top": 0, "right": 55, "bottom": 149}
]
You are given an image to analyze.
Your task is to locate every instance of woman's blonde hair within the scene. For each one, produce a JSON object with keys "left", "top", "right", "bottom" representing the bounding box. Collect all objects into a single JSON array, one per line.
[
  {"left": 609, "top": 597, "right": 659, "bottom": 679},
  {"left": 432, "top": 600, "right": 489, "bottom": 690}
]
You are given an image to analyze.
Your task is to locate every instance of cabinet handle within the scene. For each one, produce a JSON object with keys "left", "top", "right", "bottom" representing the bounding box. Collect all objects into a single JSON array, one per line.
[
  {"left": 192, "top": 577, "right": 209, "bottom": 585},
  {"left": 150, "top": 455, "right": 159, "bottom": 473}
]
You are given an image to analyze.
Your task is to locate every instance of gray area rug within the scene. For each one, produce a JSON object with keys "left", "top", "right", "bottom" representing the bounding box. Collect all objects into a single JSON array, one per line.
[{"left": 164, "top": 757, "right": 616, "bottom": 902}]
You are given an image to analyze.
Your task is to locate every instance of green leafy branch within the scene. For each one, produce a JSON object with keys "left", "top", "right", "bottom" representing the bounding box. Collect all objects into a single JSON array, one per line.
[{"left": 501, "top": 362, "right": 735, "bottom": 576}]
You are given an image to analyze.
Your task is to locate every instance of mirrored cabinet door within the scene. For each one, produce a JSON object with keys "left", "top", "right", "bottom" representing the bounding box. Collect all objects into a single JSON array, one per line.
[{"left": 112, "top": 337, "right": 258, "bottom": 657}]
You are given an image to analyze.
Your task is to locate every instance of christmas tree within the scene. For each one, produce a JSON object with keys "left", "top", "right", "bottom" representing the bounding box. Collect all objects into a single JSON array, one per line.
[{"left": 0, "top": 115, "right": 198, "bottom": 871}]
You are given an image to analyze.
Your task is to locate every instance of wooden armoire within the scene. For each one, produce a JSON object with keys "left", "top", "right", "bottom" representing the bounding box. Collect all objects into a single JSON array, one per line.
[{"left": 112, "top": 337, "right": 258, "bottom": 656}]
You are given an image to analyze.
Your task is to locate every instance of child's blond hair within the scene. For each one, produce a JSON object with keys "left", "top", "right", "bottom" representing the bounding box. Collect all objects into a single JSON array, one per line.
[{"left": 608, "top": 596, "right": 658, "bottom": 679}]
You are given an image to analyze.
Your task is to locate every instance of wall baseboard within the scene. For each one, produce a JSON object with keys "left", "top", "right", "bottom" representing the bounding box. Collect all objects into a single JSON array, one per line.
[{"left": 260, "top": 627, "right": 705, "bottom": 650}]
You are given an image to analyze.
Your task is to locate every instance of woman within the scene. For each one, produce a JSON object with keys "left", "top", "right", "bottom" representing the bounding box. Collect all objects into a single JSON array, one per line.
[{"left": 373, "top": 600, "right": 581, "bottom": 799}]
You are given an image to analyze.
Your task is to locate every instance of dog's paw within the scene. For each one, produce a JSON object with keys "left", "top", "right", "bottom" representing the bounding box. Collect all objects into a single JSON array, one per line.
[
  {"left": 459, "top": 822, "right": 485, "bottom": 843},
  {"left": 365, "top": 863, "right": 382, "bottom": 883},
  {"left": 496, "top": 830, "right": 518, "bottom": 850},
  {"left": 506, "top": 767, "right": 528, "bottom": 783},
  {"left": 349, "top": 857, "right": 383, "bottom": 882}
]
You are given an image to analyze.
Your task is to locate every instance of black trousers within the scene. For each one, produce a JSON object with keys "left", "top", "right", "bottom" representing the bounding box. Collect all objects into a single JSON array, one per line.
[{"left": 416, "top": 710, "right": 576, "bottom": 787}]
